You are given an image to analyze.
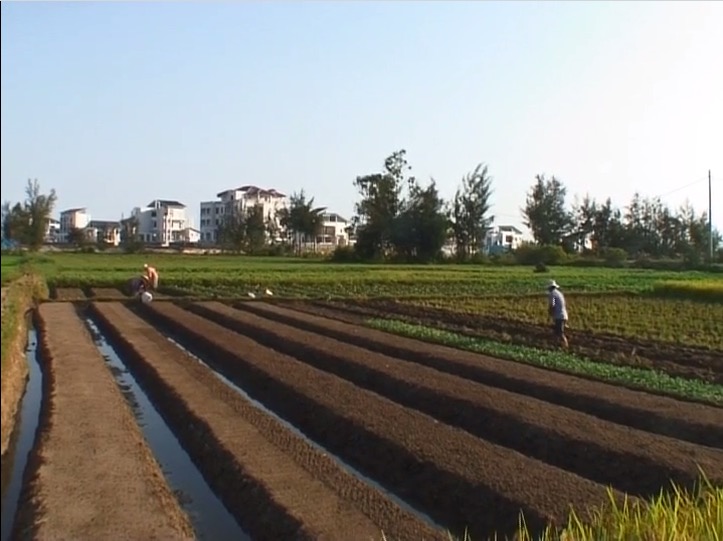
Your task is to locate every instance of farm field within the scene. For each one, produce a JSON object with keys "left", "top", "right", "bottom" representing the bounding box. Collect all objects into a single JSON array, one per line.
[{"left": 2, "top": 253, "right": 722, "bottom": 539}]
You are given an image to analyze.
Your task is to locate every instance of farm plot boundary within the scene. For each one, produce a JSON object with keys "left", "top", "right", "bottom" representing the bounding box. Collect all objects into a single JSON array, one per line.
[
  {"left": 90, "top": 302, "right": 443, "bottom": 541},
  {"left": 188, "top": 301, "right": 723, "bottom": 498},
  {"left": 138, "top": 301, "right": 629, "bottom": 540},
  {"left": 235, "top": 300, "right": 723, "bottom": 449},
  {"left": 11, "top": 303, "right": 194, "bottom": 541},
  {"left": 302, "top": 299, "right": 722, "bottom": 383}
]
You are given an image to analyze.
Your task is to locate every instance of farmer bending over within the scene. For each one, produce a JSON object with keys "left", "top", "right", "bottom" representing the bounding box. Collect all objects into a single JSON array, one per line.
[
  {"left": 128, "top": 275, "right": 150, "bottom": 298},
  {"left": 143, "top": 263, "right": 159, "bottom": 290},
  {"left": 547, "top": 280, "right": 569, "bottom": 349}
]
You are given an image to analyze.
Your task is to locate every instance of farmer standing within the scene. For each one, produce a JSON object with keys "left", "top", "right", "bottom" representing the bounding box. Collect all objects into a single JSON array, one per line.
[
  {"left": 547, "top": 280, "right": 569, "bottom": 349},
  {"left": 143, "top": 263, "right": 159, "bottom": 290}
]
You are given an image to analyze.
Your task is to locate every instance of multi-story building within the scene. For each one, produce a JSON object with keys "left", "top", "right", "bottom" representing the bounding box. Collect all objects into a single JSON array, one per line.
[
  {"left": 59, "top": 208, "right": 91, "bottom": 243},
  {"left": 199, "top": 185, "right": 288, "bottom": 244},
  {"left": 87, "top": 220, "right": 122, "bottom": 246},
  {"left": 132, "top": 199, "right": 188, "bottom": 246},
  {"left": 312, "top": 212, "right": 351, "bottom": 250}
]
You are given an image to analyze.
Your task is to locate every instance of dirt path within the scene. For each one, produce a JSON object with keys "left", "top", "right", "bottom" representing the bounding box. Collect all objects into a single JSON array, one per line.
[
  {"left": 141, "top": 301, "right": 624, "bottom": 540},
  {"left": 189, "top": 301, "right": 723, "bottom": 497},
  {"left": 251, "top": 301, "right": 722, "bottom": 448},
  {"left": 89, "top": 287, "right": 130, "bottom": 300},
  {"left": 90, "top": 302, "right": 442, "bottom": 541},
  {"left": 52, "top": 287, "right": 87, "bottom": 301},
  {"left": 11, "top": 303, "right": 194, "bottom": 541},
  {"left": 309, "top": 299, "right": 723, "bottom": 382}
]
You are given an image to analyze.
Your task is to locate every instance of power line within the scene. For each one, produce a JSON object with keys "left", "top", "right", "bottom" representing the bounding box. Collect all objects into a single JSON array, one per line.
[{"left": 654, "top": 177, "right": 709, "bottom": 199}]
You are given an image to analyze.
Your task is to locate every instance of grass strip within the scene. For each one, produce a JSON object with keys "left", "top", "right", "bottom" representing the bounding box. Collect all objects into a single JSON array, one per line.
[{"left": 366, "top": 319, "right": 723, "bottom": 406}]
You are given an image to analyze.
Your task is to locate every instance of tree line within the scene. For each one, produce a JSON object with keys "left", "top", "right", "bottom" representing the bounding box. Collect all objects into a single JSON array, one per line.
[{"left": 2, "top": 157, "right": 720, "bottom": 266}]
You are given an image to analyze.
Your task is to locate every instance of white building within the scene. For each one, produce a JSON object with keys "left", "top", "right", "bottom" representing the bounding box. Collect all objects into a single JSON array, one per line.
[
  {"left": 483, "top": 225, "right": 525, "bottom": 254},
  {"left": 59, "top": 208, "right": 91, "bottom": 243},
  {"left": 311, "top": 212, "right": 351, "bottom": 250},
  {"left": 181, "top": 227, "right": 201, "bottom": 244},
  {"left": 87, "top": 220, "right": 122, "bottom": 246},
  {"left": 199, "top": 185, "right": 289, "bottom": 244},
  {"left": 44, "top": 218, "right": 61, "bottom": 243},
  {"left": 132, "top": 199, "right": 189, "bottom": 246}
]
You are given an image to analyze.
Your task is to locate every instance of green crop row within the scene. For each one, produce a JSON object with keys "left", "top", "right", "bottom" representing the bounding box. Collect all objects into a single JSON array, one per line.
[
  {"left": 403, "top": 294, "right": 723, "bottom": 350},
  {"left": 7, "top": 252, "right": 715, "bottom": 298},
  {"left": 366, "top": 319, "right": 723, "bottom": 405}
]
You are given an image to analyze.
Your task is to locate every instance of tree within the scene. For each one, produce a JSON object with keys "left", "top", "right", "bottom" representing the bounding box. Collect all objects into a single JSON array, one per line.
[
  {"left": 1, "top": 179, "right": 57, "bottom": 250},
  {"left": 393, "top": 178, "right": 449, "bottom": 262},
  {"left": 522, "top": 174, "right": 572, "bottom": 246},
  {"left": 450, "top": 163, "right": 494, "bottom": 258},
  {"left": 278, "top": 190, "right": 325, "bottom": 254},
  {"left": 571, "top": 194, "right": 597, "bottom": 253},
  {"left": 244, "top": 205, "right": 267, "bottom": 253},
  {"left": 217, "top": 211, "right": 247, "bottom": 253},
  {"left": 2, "top": 202, "right": 30, "bottom": 242},
  {"left": 67, "top": 227, "right": 88, "bottom": 248},
  {"left": 24, "top": 179, "right": 58, "bottom": 249},
  {"left": 353, "top": 150, "right": 408, "bottom": 259}
]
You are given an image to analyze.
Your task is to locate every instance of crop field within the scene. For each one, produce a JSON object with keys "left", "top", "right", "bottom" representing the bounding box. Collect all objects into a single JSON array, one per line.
[{"left": 2, "top": 253, "right": 722, "bottom": 539}]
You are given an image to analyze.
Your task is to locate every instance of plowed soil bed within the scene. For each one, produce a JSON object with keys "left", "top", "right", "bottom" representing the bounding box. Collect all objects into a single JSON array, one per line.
[
  {"left": 188, "top": 300, "right": 723, "bottom": 498},
  {"left": 141, "top": 301, "right": 632, "bottom": 539},
  {"left": 300, "top": 299, "right": 723, "bottom": 383},
  {"left": 241, "top": 301, "right": 723, "bottom": 449},
  {"left": 90, "top": 301, "right": 442, "bottom": 541},
  {"left": 12, "top": 304, "right": 194, "bottom": 540}
]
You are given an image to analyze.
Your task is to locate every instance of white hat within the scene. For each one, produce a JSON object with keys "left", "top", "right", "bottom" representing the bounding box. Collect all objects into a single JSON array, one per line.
[
  {"left": 143, "top": 263, "right": 149, "bottom": 269},
  {"left": 548, "top": 280, "right": 559, "bottom": 289}
]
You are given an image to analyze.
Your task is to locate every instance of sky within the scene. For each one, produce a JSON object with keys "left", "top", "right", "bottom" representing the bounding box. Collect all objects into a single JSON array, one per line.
[{"left": 2, "top": 0, "right": 722, "bottom": 232}]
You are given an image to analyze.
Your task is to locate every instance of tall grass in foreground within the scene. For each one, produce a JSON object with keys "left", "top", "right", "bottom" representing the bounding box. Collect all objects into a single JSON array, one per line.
[{"left": 382, "top": 473, "right": 722, "bottom": 540}]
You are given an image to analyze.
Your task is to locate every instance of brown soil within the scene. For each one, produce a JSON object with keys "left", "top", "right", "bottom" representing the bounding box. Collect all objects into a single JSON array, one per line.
[
  {"left": 1, "top": 287, "right": 7, "bottom": 316},
  {"left": 52, "top": 287, "right": 87, "bottom": 301},
  {"left": 11, "top": 303, "right": 195, "bottom": 541},
  {"left": 90, "top": 302, "right": 443, "bottom": 541},
  {"left": 140, "top": 301, "right": 627, "bottom": 540},
  {"left": 244, "top": 301, "right": 723, "bottom": 449},
  {"left": 189, "top": 301, "right": 723, "bottom": 498},
  {"left": 312, "top": 299, "right": 723, "bottom": 383}
]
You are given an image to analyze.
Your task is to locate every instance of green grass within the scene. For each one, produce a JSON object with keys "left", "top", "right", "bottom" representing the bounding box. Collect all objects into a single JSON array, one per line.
[
  {"left": 1, "top": 275, "right": 48, "bottom": 373},
  {"left": 9, "top": 252, "right": 718, "bottom": 299},
  {"left": 366, "top": 319, "right": 723, "bottom": 405}
]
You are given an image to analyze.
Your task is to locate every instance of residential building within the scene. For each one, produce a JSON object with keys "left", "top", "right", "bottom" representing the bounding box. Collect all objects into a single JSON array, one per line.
[
  {"left": 483, "top": 225, "right": 525, "bottom": 254},
  {"left": 59, "top": 208, "right": 91, "bottom": 243},
  {"left": 199, "top": 185, "right": 289, "bottom": 244},
  {"left": 87, "top": 220, "right": 122, "bottom": 246},
  {"left": 132, "top": 199, "right": 188, "bottom": 246},
  {"left": 180, "top": 227, "right": 201, "bottom": 244},
  {"left": 44, "top": 218, "right": 61, "bottom": 243},
  {"left": 311, "top": 212, "right": 351, "bottom": 249}
]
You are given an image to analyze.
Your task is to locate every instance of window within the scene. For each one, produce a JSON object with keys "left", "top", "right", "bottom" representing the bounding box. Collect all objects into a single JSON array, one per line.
[{"left": 151, "top": 211, "right": 157, "bottom": 218}]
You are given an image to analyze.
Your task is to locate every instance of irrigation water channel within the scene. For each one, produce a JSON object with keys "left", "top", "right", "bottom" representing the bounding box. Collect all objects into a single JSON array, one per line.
[
  {"left": 161, "top": 329, "right": 445, "bottom": 532},
  {"left": 1, "top": 325, "right": 42, "bottom": 541},
  {"left": 84, "top": 318, "right": 249, "bottom": 540}
]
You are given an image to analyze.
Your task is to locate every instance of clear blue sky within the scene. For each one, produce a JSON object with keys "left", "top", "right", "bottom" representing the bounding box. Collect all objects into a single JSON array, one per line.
[{"left": 2, "top": 1, "right": 721, "bottom": 231}]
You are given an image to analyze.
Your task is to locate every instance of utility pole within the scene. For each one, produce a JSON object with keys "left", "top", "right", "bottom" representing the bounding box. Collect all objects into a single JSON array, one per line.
[{"left": 709, "top": 170, "right": 714, "bottom": 263}]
